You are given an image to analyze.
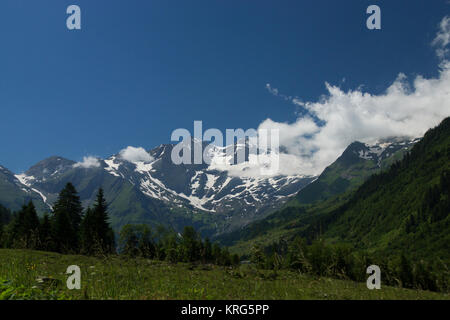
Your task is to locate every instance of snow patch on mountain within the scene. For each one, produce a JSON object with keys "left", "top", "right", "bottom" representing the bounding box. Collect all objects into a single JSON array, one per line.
[
  {"left": 356, "top": 138, "right": 419, "bottom": 165},
  {"left": 96, "top": 145, "right": 314, "bottom": 214},
  {"left": 15, "top": 173, "right": 52, "bottom": 209}
]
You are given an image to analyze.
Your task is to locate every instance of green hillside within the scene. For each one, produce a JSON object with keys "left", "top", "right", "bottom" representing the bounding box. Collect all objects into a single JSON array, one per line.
[
  {"left": 312, "top": 117, "right": 450, "bottom": 262},
  {"left": 221, "top": 117, "right": 450, "bottom": 266}
]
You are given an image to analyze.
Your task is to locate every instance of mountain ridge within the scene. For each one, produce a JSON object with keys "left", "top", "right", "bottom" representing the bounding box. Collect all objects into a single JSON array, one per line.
[
  {"left": 0, "top": 137, "right": 420, "bottom": 237},
  {"left": 218, "top": 117, "right": 449, "bottom": 264}
]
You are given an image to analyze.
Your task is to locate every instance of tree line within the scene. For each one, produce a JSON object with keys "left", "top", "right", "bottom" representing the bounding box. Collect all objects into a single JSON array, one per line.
[
  {"left": 0, "top": 183, "right": 239, "bottom": 266},
  {"left": 242, "top": 169, "right": 449, "bottom": 293},
  {"left": 249, "top": 237, "right": 449, "bottom": 293},
  {"left": 0, "top": 183, "right": 115, "bottom": 255},
  {"left": 118, "top": 224, "right": 239, "bottom": 266}
]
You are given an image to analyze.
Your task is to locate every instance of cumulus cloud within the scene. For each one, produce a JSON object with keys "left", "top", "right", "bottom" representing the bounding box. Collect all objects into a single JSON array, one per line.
[
  {"left": 74, "top": 156, "right": 101, "bottom": 169},
  {"left": 119, "top": 146, "right": 154, "bottom": 163},
  {"left": 257, "top": 61, "right": 450, "bottom": 176},
  {"left": 226, "top": 16, "right": 450, "bottom": 178}
]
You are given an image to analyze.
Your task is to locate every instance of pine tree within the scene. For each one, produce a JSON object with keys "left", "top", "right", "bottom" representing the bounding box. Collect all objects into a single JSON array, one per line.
[
  {"left": 119, "top": 224, "right": 139, "bottom": 257},
  {"left": 203, "top": 238, "right": 212, "bottom": 263},
  {"left": 52, "top": 207, "right": 73, "bottom": 253},
  {"left": 80, "top": 207, "right": 95, "bottom": 255},
  {"left": 24, "top": 201, "right": 40, "bottom": 249},
  {"left": 39, "top": 214, "right": 52, "bottom": 251},
  {"left": 181, "top": 226, "right": 199, "bottom": 262},
  {"left": 24, "top": 201, "right": 39, "bottom": 229},
  {"left": 250, "top": 245, "right": 265, "bottom": 269},
  {"left": 0, "top": 205, "right": 5, "bottom": 246},
  {"left": 51, "top": 183, "right": 83, "bottom": 252},
  {"left": 6, "top": 202, "right": 40, "bottom": 249},
  {"left": 0, "top": 204, "right": 11, "bottom": 227},
  {"left": 165, "top": 233, "right": 179, "bottom": 263},
  {"left": 9, "top": 206, "right": 26, "bottom": 248},
  {"left": 0, "top": 206, "right": 3, "bottom": 231},
  {"left": 90, "top": 188, "right": 115, "bottom": 255},
  {"left": 219, "top": 247, "right": 232, "bottom": 266},
  {"left": 137, "top": 224, "right": 155, "bottom": 258},
  {"left": 212, "top": 243, "right": 222, "bottom": 265}
]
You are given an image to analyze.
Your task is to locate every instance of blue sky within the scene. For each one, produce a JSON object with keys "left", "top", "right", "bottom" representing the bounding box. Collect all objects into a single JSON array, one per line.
[{"left": 0, "top": 0, "right": 448, "bottom": 173}]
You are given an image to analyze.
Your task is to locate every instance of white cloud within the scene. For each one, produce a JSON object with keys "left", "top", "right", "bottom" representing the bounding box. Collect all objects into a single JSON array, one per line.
[
  {"left": 74, "top": 156, "right": 101, "bottom": 169},
  {"left": 266, "top": 83, "right": 279, "bottom": 96},
  {"left": 208, "top": 149, "right": 306, "bottom": 178},
  {"left": 213, "top": 17, "right": 449, "bottom": 178},
  {"left": 211, "top": 67, "right": 450, "bottom": 178},
  {"left": 237, "top": 16, "right": 450, "bottom": 177},
  {"left": 205, "top": 17, "right": 450, "bottom": 179},
  {"left": 257, "top": 62, "right": 450, "bottom": 176},
  {"left": 265, "top": 83, "right": 292, "bottom": 101},
  {"left": 119, "top": 146, "right": 154, "bottom": 163},
  {"left": 433, "top": 16, "right": 450, "bottom": 60}
]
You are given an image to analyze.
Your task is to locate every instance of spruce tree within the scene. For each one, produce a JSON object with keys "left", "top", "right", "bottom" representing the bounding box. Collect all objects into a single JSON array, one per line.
[
  {"left": 39, "top": 213, "right": 52, "bottom": 251},
  {"left": 80, "top": 207, "right": 95, "bottom": 255},
  {"left": 0, "top": 205, "right": 5, "bottom": 245},
  {"left": 0, "top": 206, "right": 3, "bottom": 230},
  {"left": 10, "top": 206, "right": 26, "bottom": 248},
  {"left": 137, "top": 224, "right": 155, "bottom": 258},
  {"left": 23, "top": 201, "right": 40, "bottom": 249},
  {"left": 0, "top": 210, "right": 3, "bottom": 247},
  {"left": 181, "top": 226, "right": 199, "bottom": 262},
  {"left": 165, "top": 233, "right": 179, "bottom": 263},
  {"left": 212, "top": 243, "right": 222, "bottom": 265},
  {"left": 51, "top": 183, "right": 83, "bottom": 252},
  {"left": 250, "top": 245, "right": 265, "bottom": 269},
  {"left": 119, "top": 224, "right": 139, "bottom": 257},
  {"left": 90, "top": 188, "right": 115, "bottom": 254},
  {"left": 0, "top": 204, "right": 11, "bottom": 226},
  {"left": 52, "top": 208, "right": 73, "bottom": 253},
  {"left": 7, "top": 202, "right": 40, "bottom": 249},
  {"left": 203, "top": 238, "right": 212, "bottom": 263}
]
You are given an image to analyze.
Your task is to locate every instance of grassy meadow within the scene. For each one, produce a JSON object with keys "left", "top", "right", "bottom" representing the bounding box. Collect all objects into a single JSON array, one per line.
[{"left": 0, "top": 249, "right": 448, "bottom": 300}]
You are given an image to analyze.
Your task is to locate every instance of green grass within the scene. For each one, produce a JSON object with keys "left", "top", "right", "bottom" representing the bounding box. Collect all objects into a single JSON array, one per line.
[{"left": 0, "top": 249, "right": 448, "bottom": 300}]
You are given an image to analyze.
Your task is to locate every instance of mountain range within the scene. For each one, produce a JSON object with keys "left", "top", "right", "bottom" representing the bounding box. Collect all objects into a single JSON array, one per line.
[{"left": 0, "top": 136, "right": 419, "bottom": 237}]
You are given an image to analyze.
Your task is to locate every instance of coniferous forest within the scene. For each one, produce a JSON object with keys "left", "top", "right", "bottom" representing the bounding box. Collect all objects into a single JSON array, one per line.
[
  {"left": 0, "top": 184, "right": 239, "bottom": 267},
  {"left": 0, "top": 185, "right": 114, "bottom": 255},
  {"left": 217, "top": 117, "right": 450, "bottom": 293}
]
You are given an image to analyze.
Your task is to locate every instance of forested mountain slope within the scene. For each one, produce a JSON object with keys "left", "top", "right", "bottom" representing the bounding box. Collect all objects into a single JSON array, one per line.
[
  {"left": 310, "top": 117, "right": 450, "bottom": 261},
  {"left": 221, "top": 117, "right": 450, "bottom": 264}
]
